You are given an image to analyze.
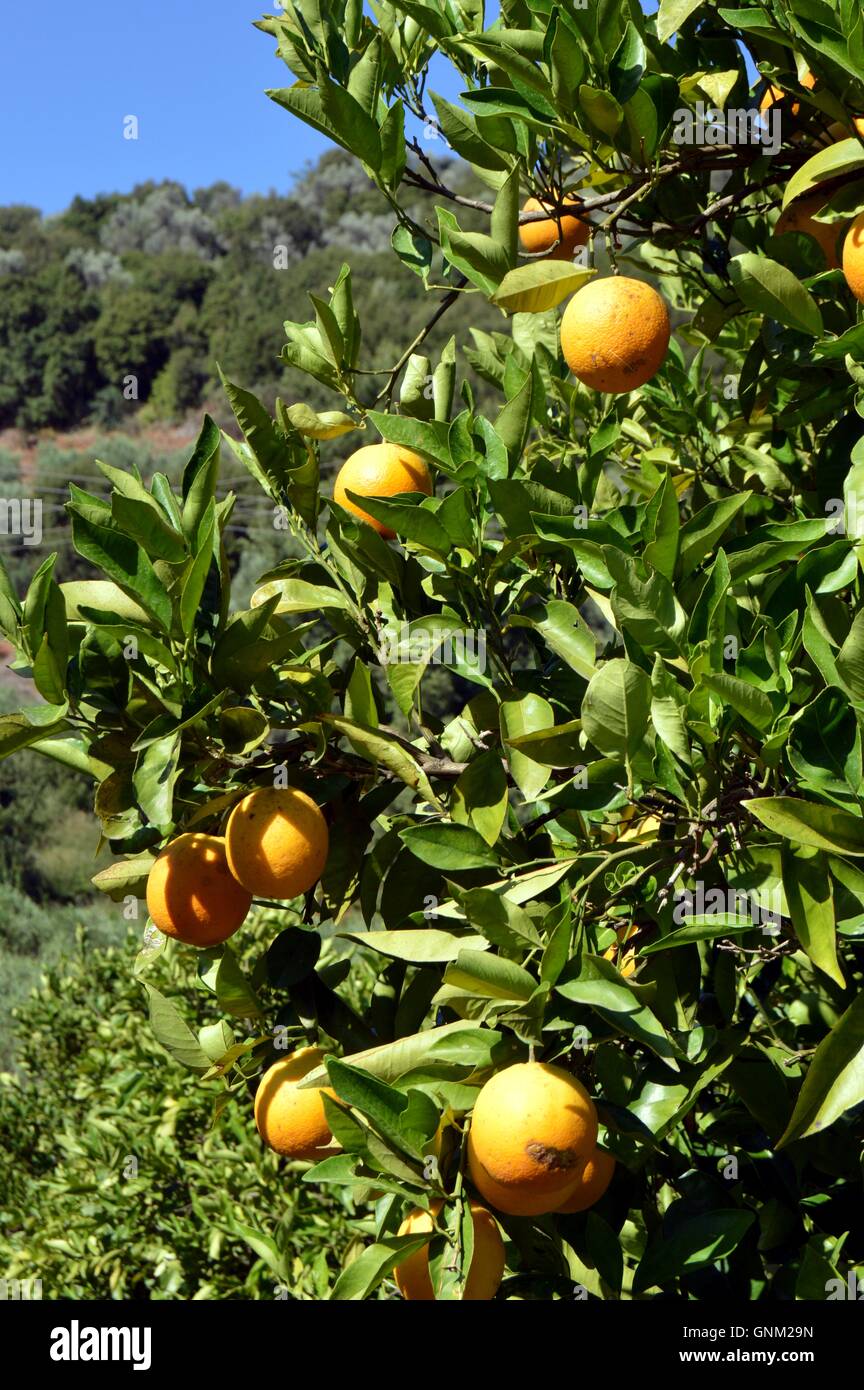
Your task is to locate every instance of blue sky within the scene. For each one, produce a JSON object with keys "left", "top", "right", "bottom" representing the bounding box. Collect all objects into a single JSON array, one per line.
[
  {"left": 2, "top": 0, "right": 660, "bottom": 215},
  {"left": 2, "top": 3, "right": 332, "bottom": 213}
]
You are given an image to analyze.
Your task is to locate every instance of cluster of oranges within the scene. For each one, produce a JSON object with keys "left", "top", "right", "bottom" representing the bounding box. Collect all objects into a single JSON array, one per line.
[
  {"left": 518, "top": 194, "right": 671, "bottom": 395},
  {"left": 758, "top": 75, "right": 864, "bottom": 292},
  {"left": 145, "top": 117, "right": 864, "bottom": 1294},
  {"left": 254, "top": 1054, "right": 614, "bottom": 1300},
  {"left": 329, "top": 198, "right": 674, "bottom": 528},
  {"left": 332, "top": 135, "right": 864, "bottom": 533},
  {"left": 145, "top": 785, "right": 329, "bottom": 948}
]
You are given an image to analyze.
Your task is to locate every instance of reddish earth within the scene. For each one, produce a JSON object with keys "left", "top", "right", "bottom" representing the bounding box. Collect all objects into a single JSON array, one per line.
[
  {"left": 0, "top": 421, "right": 205, "bottom": 485},
  {"left": 0, "top": 639, "right": 37, "bottom": 700}
]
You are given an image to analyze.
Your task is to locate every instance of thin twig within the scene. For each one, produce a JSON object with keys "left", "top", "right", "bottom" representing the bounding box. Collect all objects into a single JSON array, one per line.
[{"left": 373, "top": 280, "right": 465, "bottom": 405}]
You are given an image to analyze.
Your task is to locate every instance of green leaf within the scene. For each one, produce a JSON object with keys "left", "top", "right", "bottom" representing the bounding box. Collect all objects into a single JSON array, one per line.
[
  {"left": 746, "top": 797, "right": 864, "bottom": 856},
  {"left": 585, "top": 1212, "right": 624, "bottom": 1292},
  {"left": 777, "top": 990, "right": 864, "bottom": 1146},
  {"left": 490, "top": 165, "right": 520, "bottom": 270},
  {"left": 609, "top": 20, "right": 646, "bottom": 105},
  {"left": 679, "top": 493, "right": 751, "bottom": 575},
  {"left": 67, "top": 504, "right": 173, "bottom": 632},
  {"left": 250, "top": 578, "right": 350, "bottom": 615},
  {"left": 430, "top": 91, "right": 510, "bottom": 170},
  {"left": 133, "top": 732, "right": 181, "bottom": 831},
  {"left": 505, "top": 719, "right": 584, "bottom": 768},
  {"left": 91, "top": 853, "right": 154, "bottom": 901},
  {"left": 220, "top": 373, "right": 319, "bottom": 525},
  {"left": 643, "top": 472, "right": 680, "bottom": 582},
  {"left": 179, "top": 500, "right": 216, "bottom": 638},
  {"left": 634, "top": 1211, "right": 755, "bottom": 1292},
  {"left": 346, "top": 658, "right": 378, "bottom": 728},
  {"left": 701, "top": 672, "right": 775, "bottom": 732},
  {"left": 231, "top": 1223, "right": 288, "bottom": 1281},
  {"left": 59, "top": 580, "right": 152, "bottom": 626},
  {"left": 558, "top": 965, "right": 681, "bottom": 1070},
  {"left": 782, "top": 847, "right": 845, "bottom": 988},
  {"left": 337, "top": 929, "right": 488, "bottom": 963},
  {"left": 836, "top": 609, "right": 864, "bottom": 700},
  {"left": 605, "top": 549, "right": 686, "bottom": 655},
  {"left": 181, "top": 414, "right": 221, "bottom": 540},
  {"left": 492, "top": 262, "right": 594, "bottom": 314},
  {"left": 622, "top": 86, "right": 659, "bottom": 162},
  {"left": 657, "top": 0, "right": 704, "bottom": 43},
  {"left": 326, "top": 1057, "right": 435, "bottom": 1157},
  {"left": 510, "top": 598, "right": 596, "bottom": 681},
  {"left": 582, "top": 659, "right": 651, "bottom": 763},
  {"left": 0, "top": 704, "right": 70, "bottom": 761},
  {"left": 729, "top": 254, "right": 823, "bottom": 337},
  {"left": 298, "top": 1022, "right": 491, "bottom": 1090},
  {"left": 802, "top": 590, "right": 842, "bottom": 689},
  {"left": 640, "top": 915, "right": 762, "bottom": 953},
  {"left": 320, "top": 1094, "right": 369, "bottom": 1154},
  {"left": 199, "top": 946, "right": 262, "bottom": 1020},
  {"left": 324, "top": 716, "right": 440, "bottom": 806},
  {"left": 500, "top": 693, "right": 553, "bottom": 798},
  {"left": 650, "top": 656, "right": 692, "bottom": 769},
  {"left": 210, "top": 599, "right": 301, "bottom": 691},
  {"left": 111, "top": 492, "right": 187, "bottom": 564},
  {"left": 795, "top": 1239, "right": 843, "bottom": 1301},
  {"left": 24, "top": 559, "right": 69, "bottom": 704},
  {"left": 548, "top": 11, "right": 585, "bottom": 103},
  {"left": 282, "top": 403, "right": 357, "bottom": 440},
  {"left": 391, "top": 224, "right": 434, "bottom": 283},
  {"left": 142, "top": 983, "right": 211, "bottom": 1073},
  {"left": 578, "top": 84, "right": 623, "bottom": 138},
  {"left": 783, "top": 138, "right": 864, "bottom": 210},
  {"left": 400, "top": 821, "right": 499, "bottom": 871},
  {"left": 341, "top": 493, "right": 450, "bottom": 551},
  {"left": 444, "top": 948, "right": 536, "bottom": 1001},
  {"left": 789, "top": 687, "right": 862, "bottom": 795},
  {"left": 459, "top": 886, "right": 543, "bottom": 950},
  {"left": 437, "top": 207, "right": 510, "bottom": 294},
  {"left": 494, "top": 370, "right": 535, "bottom": 462},
  {"left": 347, "top": 32, "right": 382, "bottom": 114},
  {"left": 365, "top": 410, "right": 452, "bottom": 467},
  {"left": 271, "top": 74, "right": 381, "bottom": 168},
  {"left": 219, "top": 706, "right": 270, "bottom": 755},
  {"left": 0, "top": 550, "right": 21, "bottom": 638},
  {"left": 451, "top": 750, "right": 509, "bottom": 846},
  {"left": 331, "top": 1235, "right": 430, "bottom": 1301}
]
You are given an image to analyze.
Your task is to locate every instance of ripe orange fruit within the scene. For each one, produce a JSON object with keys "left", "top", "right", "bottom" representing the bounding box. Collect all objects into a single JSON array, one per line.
[
  {"left": 759, "top": 85, "right": 781, "bottom": 113},
  {"left": 146, "top": 833, "right": 252, "bottom": 947},
  {"left": 467, "top": 1061, "right": 598, "bottom": 1216},
  {"left": 602, "top": 811, "right": 662, "bottom": 847},
  {"left": 254, "top": 1046, "right": 336, "bottom": 1159},
  {"left": 603, "top": 922, "right": 640, "bottom": 978},
  {"left": 774, "top": 193, "right": 846, "bottom": 269},
  {"left": 395, "top": 1200, "right": 505, "bottom": 1301},
  {"left": 225, "top": 785, "right": 328, "bottom": 900},
  {"left": 759, "top": 67, "right": 816, "bottom": 116},
  {"left": 333, "top": 443, "right": 432, "bottom": 537},
  {"left": 820, "top": 116, "right": 864, "bottom": 146},
  {"left": 842, "top": 211, "right": 864, "bottom": 302},
  {"left": 554, "top": 1147, "right": 616, "bottom": 1213},
  {"left": 560, "top": 277, "right": 670, "bottom": 394},
  {"left": 519, "top": 196, "right": 589, "bottom": 261}
]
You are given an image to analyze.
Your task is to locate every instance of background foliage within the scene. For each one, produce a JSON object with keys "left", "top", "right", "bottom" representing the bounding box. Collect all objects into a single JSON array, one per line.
[
  {"left": 0, "top": 154, "right": 499, "bottom": 431},
  {"left": 2, "top": 0, "right": 864, "bottom": 1301}
]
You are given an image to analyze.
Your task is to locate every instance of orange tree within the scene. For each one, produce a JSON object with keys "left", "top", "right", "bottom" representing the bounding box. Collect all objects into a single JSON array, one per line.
[{"left": 2, "top": 0, "right": 864, "bottom": 1299}]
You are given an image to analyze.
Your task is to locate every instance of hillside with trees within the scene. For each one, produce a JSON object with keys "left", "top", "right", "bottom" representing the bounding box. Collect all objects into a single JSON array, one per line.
[
  {"left": 0, "top": 146, "right": 499, "bottom": 1069},
  {"left": 0, "top": 150, "right": 498, "bottom": 432}
]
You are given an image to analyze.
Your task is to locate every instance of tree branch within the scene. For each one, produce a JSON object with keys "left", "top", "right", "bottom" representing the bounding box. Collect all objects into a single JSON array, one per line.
[{"left": 374, "top": 279, "right": 466, "bottom": 405}]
